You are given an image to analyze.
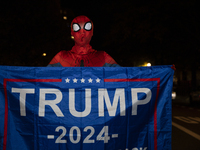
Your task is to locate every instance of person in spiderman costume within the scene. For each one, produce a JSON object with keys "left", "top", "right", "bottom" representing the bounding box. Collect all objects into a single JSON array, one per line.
[{"left": 47, "top": 15, "right": 120, "bottom": 67}]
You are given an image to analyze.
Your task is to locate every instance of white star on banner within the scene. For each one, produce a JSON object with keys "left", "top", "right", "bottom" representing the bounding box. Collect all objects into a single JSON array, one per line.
[
  {"left": 96, "top": 78, "right": 101, "bottom": 83},
  {"left": 88, "top": 78, "right": 93, "bottom": 83},
  {"left": 81, "top": 78, "right": 85, "bottom": 83},
  {"left": 65, "top": 78, "right": 70, "bottom": 83},
  {"left": 73, "top": 78, "right": 78, "bottom": 83}
]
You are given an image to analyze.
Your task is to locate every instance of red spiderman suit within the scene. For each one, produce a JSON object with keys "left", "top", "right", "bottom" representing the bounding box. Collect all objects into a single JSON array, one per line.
[{"left": 47, "top": 16, "right": 120, "bottom": 67}]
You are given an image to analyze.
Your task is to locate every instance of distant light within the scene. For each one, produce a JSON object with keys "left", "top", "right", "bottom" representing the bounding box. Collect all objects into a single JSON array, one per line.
[
  {"left": 172, "top": 91, "right": 176, "bottom": 99},
  {"left": 42, "top": 53, "right": 46, "bottom": 56},
  {"left": 142, "top": 62, "right": 151, "bottom": 67},
  {"left": 146, "top": 63, "right": 151, "bottom": 66},
  {"left": 63, "top": 16, "right": 67, "bottom": 20},
  {"left": 71, "top": 36, "right": 74, "bottom": 40}
]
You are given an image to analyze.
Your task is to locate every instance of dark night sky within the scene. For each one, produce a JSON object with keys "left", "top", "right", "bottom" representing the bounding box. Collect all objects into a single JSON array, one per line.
[{"left": 0, "top": 0, "right": 199, "bottom": 68}]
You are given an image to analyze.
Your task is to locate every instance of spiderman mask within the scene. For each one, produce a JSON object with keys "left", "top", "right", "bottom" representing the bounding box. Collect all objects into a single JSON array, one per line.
[{"left": 71, "top": 16, "right": 93, "bottom": 47}]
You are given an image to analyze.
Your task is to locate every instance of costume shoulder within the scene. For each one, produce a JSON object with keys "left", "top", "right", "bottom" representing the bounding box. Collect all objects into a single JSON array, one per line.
[
  {"left": 47, "top": 50, "right": 72, "bottom": 67},
  {"left": 102, "top": 51, "right": 120, "bottom": 67}
]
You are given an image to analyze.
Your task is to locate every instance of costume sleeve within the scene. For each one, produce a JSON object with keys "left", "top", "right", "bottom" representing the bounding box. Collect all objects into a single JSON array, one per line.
[
  {"left": 47, "top": 51, "right": 63, "bottom": 67},
  {"left": 103, "top": 52, "right": 121, "bottom": 67}
]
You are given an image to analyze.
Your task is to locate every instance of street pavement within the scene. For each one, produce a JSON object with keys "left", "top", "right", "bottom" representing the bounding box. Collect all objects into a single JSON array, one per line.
[{"left": 172, "top": 97, "right": 200, "bottom": 150}]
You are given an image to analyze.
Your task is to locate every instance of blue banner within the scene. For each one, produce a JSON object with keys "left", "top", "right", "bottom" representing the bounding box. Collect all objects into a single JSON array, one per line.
[{"left": 0, "top": 65, "right": 174, "bottom": 150}]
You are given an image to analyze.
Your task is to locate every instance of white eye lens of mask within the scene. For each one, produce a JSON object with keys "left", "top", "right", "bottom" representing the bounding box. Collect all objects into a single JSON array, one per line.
[
  {"left": 73, "top": 23, "right": 80, "bottom": 32},
  {"left": 84, "top": 22, "right": 92, "bottom": 31}
]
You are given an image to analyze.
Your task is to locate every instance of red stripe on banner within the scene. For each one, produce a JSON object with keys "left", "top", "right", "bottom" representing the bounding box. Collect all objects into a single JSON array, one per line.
[
  {"left": 154, "top": 78, "right": 160, "bottom": 150},
  {"left": 4, "top": 79, "right": 62, "bottom": 82},
  {"left": 104, "top": 78, "right": 160, "bottom": 82},
  {"left": 3, "top": 78, "right": 62, "bottom": 150},
  {"left": 104, "top": 78, "right": 160, "bottom": 150},
  {"left": 3, "top": 80, "right": 8, "bottom": 150}
]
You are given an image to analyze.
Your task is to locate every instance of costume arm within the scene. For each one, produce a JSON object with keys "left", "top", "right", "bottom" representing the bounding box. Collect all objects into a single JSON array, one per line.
[
  {"left": 103, "top": 52, "right": 120, "bottom": 67},
  {"left": 47, "top": 51, "right": 63, "bottom": 67}
]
